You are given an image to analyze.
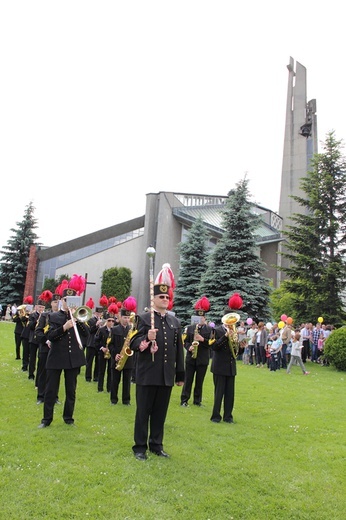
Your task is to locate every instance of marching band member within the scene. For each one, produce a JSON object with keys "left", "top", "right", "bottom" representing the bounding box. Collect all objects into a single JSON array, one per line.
[
  {"left": 38, "top": 277, "right": 88, "bottom": 429},
  {"left": 180, "top": 296, "right": 212, "bottom": 407},
  {"left": 130, "top": 263, "right": 185, "bottom": 460},
  {"left": 35, "top": 291, "right": 61, "bottom": 405},
  {"left": 85, "top": 304, "right": 104, "bottom": 383},
  {"left": 95, "top": 304, "right": 117, "bottom": 393},
  {"left": 28, "top": 297, "right": 46, "bottom": 381},
  {"left": 210, "top": 306, "right": 240, "bottom": 424},
  {"left": 109, "top": 296, "right": 137, "bottom": 405}
]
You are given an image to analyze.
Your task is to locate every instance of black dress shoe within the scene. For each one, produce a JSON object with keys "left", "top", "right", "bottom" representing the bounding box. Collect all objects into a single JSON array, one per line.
[
  {"left": 210, "top": 418, "right": 220, "bottom": 423},
  {"left": 38, "top": 423, "right": 49, "bottom": 429},
  {"left": 223, "top": 418, "right": 234, "bottom": 423},
  {"left": 150, "top": 450, "right": 170, "bottom": 458},
  {"left": 134, "top": 452, "right": 147, "bottom": 461},
  {"left": 180, "top": 402, "right": 188, "bottom": 407},
  {"left": 193, "top": 402, "right": 202, "bottom": 407},
  {"left": 36, "top": 399, "right": 44, "bottom": 405}
]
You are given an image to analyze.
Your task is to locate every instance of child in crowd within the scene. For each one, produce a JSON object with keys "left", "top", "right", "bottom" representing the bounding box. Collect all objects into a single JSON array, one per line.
[
  {"left": 287, "top": 332, "right": 310, "bottom": 375},
  {"left": 269, "top": 334, "right": 282, "bottom": 371}
]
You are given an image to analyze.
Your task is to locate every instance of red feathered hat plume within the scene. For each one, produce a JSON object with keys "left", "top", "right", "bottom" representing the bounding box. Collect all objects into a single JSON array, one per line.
[
  {"left": 155, "top": 263, "right": 175, "bottom": 288},
  {"left": 167, "top": 288, "right": 174, "bottom": 311},
  {"left": 86, "top": 298, "right": 95, "bottom": 310},
  {"left": 68, "top": 274, "right": 86, "bottom": 296},
  {"left": 194, "top": 296, "right": 210, "bottom": 312},
  {"left": 228, "top": 292, "right": 243, "bottom": 310},
  {"left": 24, "top": 295, "right": 34, "bottom": 304},
  {"left": 108, "top": 303, "right": 119, "bottom": 315},
  {"left": 55, "top": 279, "right": 69, "bottom": 296},
  {"left": 99, "top": 294, "right": 109, "bottom": 307},
  {"left": 108, "top": 296, "right": 117, "bottom": 304},
  {"left": 117, "top": 301, "right": 122, "bottom": 310},
  {"left": 122, "top": 296, "right": 137, "bottom": 313},
  {"left": 39, "top": 290, "right": 53, "bottom": 303}
]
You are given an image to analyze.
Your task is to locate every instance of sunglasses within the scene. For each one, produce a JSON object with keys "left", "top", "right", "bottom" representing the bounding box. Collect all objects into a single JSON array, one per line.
[
  {"left": 158, "top": 295, "right": 170, "bottom": 300},
  {"left": 107, "top": 319, "right": 115, "bottom": 322}
]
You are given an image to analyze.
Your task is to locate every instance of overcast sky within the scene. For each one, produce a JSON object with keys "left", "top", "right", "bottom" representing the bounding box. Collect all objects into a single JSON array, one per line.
[{"left": 1, "top": 1, "right": 345, "bottom": 251}]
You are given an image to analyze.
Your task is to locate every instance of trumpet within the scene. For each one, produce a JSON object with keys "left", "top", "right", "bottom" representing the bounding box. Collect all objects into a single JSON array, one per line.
[
  {"left": 116, "top": 312, "right": 136, "bottom": 371},
  {"left": 191, "top": 323, "right": 199, "bottom": 359}
]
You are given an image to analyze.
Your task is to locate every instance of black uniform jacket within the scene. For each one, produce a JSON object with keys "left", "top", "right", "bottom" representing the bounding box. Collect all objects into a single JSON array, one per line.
[
  {"left": 130, "top": 311, "right": 185, "bottom": 386},
  {"left": 45, "top": 310, "right": 87, "bottom": 370},
  {"left": 34, "top": 311, "right": 50, "bottom": 353},
  {"left": 13, "top": 313, "right": 24, "bottom": 335},
  {"left": 184, "top": 323, "right": 212, "bottom": 366},
  {"left": 210, "top": 325, "right": 237, "bottom": 377},
  {"left": 95, "top": 325, "right": 113, "bottom": 352},
  {"left": 109, "top": 323, "right": 134, "bottom": 370},
  {"left": 86, "top": 316, "right": 100, "bottom": 348},
  {"left": 28, "top": 311, "right": 40, "bottom": 344}
]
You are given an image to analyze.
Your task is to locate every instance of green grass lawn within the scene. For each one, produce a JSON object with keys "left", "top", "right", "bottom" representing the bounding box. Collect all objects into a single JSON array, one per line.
[{"left": 0, "top": 321, "right": 345, "bottom": 519}]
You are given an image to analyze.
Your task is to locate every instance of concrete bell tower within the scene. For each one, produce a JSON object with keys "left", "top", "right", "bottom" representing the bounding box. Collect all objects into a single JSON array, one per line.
[{"left": 278, "top": 57, "right": 318, "bottom": 277}]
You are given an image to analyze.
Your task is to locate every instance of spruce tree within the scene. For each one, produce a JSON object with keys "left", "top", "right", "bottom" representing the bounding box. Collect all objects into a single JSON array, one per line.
[
  {"left": 199, "top": 178, "right": 271, "bottom": 324},
  {"left": 280, "top": 131, "right": 346, "bottom": 325},
  {"left": 0, "top": 202, "right": 39, "bottom": 304},
  {"left": 174, "top": 216, "right": 210, "bottom": 326}
]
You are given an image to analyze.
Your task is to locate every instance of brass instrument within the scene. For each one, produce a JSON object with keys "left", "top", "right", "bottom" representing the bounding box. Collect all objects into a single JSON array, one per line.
[
  {"left": 104, "top": 331, "right": 112, "bottom": 359},
  {"left": 191, "top": 323, "right": 199, "bottom": 359},
  {"left": 222, "top": 312, "right": 241, "bottom": 359},
  {"left": 115, "top": 312, "right": 136, "bottom": 371},
  {"left": 73, "top": 306, "right": 93, "bottom": 323}
]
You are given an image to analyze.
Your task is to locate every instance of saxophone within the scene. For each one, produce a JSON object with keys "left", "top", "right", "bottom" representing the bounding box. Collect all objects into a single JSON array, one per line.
[
  {"left": 115, "top": 313, "right": 136, "bottom": 371},
  {"left": 191, "top": 323, "right": 199, "bottom": 359}
]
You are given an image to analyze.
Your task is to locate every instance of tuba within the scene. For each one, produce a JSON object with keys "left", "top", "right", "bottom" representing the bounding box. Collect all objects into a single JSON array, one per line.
[
  {"left": 115, "top": 313, "right": 136, "bottom": 371},
  {"left": 222, "top": 313, "right": 241, "bottom": 359}
]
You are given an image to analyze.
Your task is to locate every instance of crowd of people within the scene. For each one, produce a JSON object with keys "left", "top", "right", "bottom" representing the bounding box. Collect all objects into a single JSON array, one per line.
[{"left": 7, "top": 270, "right": 331, "bottom": 460}]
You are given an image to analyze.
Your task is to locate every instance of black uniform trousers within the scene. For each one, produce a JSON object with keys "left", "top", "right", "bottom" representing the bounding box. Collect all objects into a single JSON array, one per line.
[
  {"left": 97, "top": 354, "right": 111, "bottom": 392},
  {"left": 28, "top": 343, "right": 39, "bottom": 379},
  {"left": 210, "top": 374, "right": 235, "bottom": 423},
  {"left": 21, "top": 338, "right": 30, "bottom": 371},
  {"left": 85, "top": 348, "right": 99, "bottom": 382},
  {"left": 181, "top": 362, "right": 208, "bottom": 405},
  {"left": 133, "top": 385, "right": 172, "bottom": 454},
  {"left": 36, "top": 351, "right": 59, "bottom": 401},
  {"left": 14, "top": 333, "right": 22, "bottom": 359},
  {"left": 110, "top": 368, "right": 132, "bottom": 404},
  {"left": 42, "top": 367, "right": 79, "bottom": 425}
]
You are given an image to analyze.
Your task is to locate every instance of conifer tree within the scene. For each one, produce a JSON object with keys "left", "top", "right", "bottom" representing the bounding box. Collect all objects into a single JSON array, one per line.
[
  {"left": 174, "top": 216, "right": 210, "bottom": 326},
  {"left": 0, "top": 202, "right": 39, "bottom": 303},
  {"left": 279, "top": 131, "right": 346, "bottom": 325},
  {"left": 199, "top": 178, "right": 271, "bottom": 323}
]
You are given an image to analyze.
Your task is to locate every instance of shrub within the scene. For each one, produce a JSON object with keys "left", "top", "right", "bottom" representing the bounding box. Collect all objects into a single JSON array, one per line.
[{"left": 324, "top": 327, "right": 346, "bottom": 371}]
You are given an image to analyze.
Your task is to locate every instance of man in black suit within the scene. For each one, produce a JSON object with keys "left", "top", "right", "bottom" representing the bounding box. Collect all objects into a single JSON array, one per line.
[
  {"left": 38, "top": 288, "right": 87, "bottom": 428},
  {"left": 130, "top": 265, "right": 185, "bottom": 461},
  {"left": 210, "top": 312, "right": 239, "bottom": 424},
  {"left": 85, "top": 306, "right": 103, "bottom": 383},
  {"left": 180, "top": 297, "right": 212, "bottom": 407},
  {"left": 35, "top": 293, "right": 61, "bottom": 405},
  {"left": 109, "top": 299, "right": 136, "bottom": 405},
  {"left": 28, "top": 299, "right": 46, "bottom": 381}
]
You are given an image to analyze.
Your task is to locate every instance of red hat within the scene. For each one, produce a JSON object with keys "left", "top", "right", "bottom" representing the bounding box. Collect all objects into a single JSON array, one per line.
[
  {"left": 194, "top": 296, "right": 210, "bottom": 316},
  {"left": 154, "top": 263, "right": 175, "bottom": 295},
  {"left": 121, "top": 296, "right": 137, "bottom": 316},
  {"left": 228, "top": 293, "right": 243, "bottom": 310},
  {"left": 86, "top": 298, "right": 95, "bottom": 310}
]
